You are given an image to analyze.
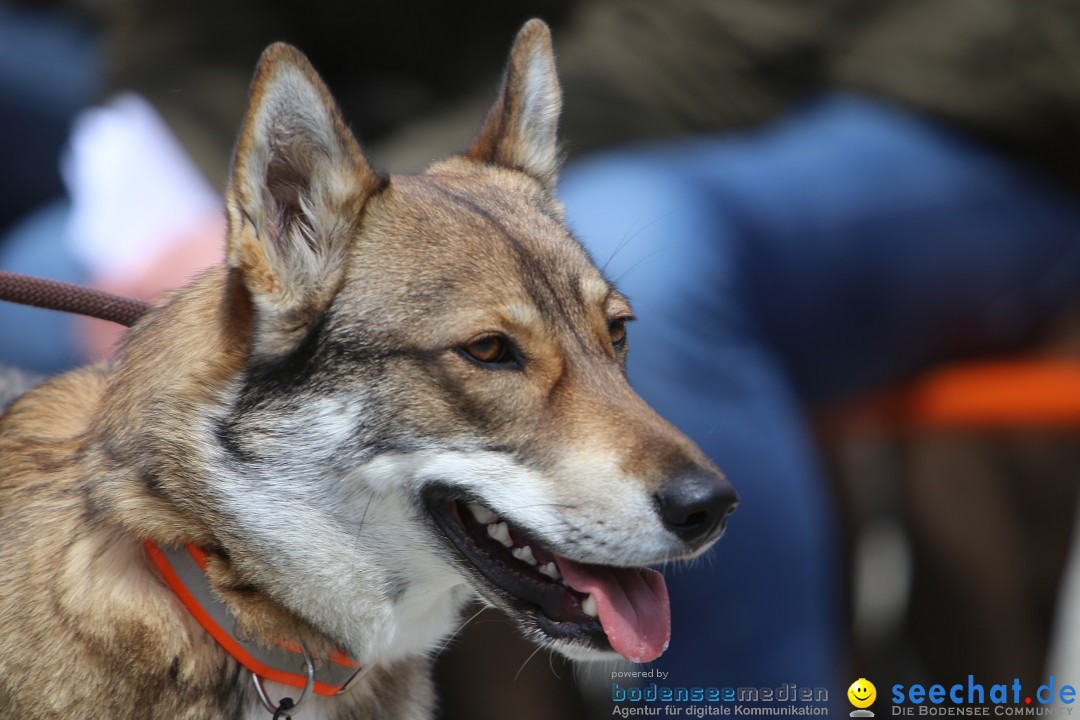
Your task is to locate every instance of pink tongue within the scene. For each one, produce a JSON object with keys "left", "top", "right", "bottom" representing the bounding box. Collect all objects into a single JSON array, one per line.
[{"left": 554, "top": 557, "right": 671, "bottom": 663}]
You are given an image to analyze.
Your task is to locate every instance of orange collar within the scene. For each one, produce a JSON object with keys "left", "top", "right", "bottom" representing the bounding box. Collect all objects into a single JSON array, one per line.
[{"left": 144, "top": 540, "right": 364, "bottom": 696}]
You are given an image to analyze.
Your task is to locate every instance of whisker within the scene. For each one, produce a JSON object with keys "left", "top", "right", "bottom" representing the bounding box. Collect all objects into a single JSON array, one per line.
[
  {"left": 601, "top": 208, "right": 682, "bottom": 274},
  {"left": 433, "top": 604, "right": 488, "bottom": 657},
  {"left": 600, "top": 213, "right": 643, "bottom": 273},
  {"left": 514, "top": 644, "right": 546, "bottom": 683},
  {"left": 508, "top": 502, "right": 580, "bottom": 511},
  {"left": 547, "top": 649, "right": 563, "bottom": 680},
  {"left": 349, "top": 494, "right": 375, "bottom": 583},
  {"left": 614, "top": 247, "right": 671, "bottom": 284}
]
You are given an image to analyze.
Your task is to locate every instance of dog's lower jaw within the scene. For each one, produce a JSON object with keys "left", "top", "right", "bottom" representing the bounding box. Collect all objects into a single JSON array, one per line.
[
  {"left": 189, "top": 471, "right": 471, "bottom": 667},
  {"left": 543, "top": 639, "right": 625, "bottom": 663}
]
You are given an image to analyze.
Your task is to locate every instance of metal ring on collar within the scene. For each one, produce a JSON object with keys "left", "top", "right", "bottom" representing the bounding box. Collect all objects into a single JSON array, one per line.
[{"left": 251, "top": 645, "right": 316, "bottom": 716}]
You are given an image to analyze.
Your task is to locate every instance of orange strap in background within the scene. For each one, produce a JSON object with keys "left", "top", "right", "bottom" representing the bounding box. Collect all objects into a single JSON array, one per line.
[
  {"left": 906, "top": 360, "right": 1080, "bottom": 428},
  {"left": 816, "top": 359, "right": 1080, "bottom": 434}
]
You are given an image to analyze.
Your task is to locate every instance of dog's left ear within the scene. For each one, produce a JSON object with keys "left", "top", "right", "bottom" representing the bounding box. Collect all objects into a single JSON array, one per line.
[
  {"left": 225, "top": 43, "right": 384, "bottom": 357},
  {"left": 464, "top": 19, "right": 562, "bottom": 191}
]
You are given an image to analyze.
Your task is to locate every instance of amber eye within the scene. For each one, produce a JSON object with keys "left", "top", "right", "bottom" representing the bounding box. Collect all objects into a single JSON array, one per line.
[
  {"left": 461, "top": 334, "right": 516, "bottom": 367},
  {"left": 609, "top": 317, "right": 629, "bottom": 350}
]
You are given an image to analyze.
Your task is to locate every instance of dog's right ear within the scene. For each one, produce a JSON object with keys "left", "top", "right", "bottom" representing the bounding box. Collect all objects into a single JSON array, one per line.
[{"left": 224, "top": 43, "right": 385, "bottom": 358}]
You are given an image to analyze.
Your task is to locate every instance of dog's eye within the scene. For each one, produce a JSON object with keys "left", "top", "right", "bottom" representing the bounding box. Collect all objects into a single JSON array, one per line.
[
  {"left": 609, "top": 317, "right": 630, "bottom": 350},
  {"left": 461, "top": 335, "right": 516, "bottom": 367}
]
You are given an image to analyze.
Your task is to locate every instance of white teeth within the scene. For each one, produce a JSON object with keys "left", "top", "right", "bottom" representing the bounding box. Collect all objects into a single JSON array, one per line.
[
  {"left": 511, "top": 545, "right": 538, "bottom": 566},
  {"left": 467, "top": 503, "right": 498, "bottom": 525},
  {"left": 539, "top": 562, "right": 561, "bottom": 580},
  {"left": 487, "top": 522, "right": 513, "bottom": 548},
  {"left": 582, "top": 593, "right": 598, "bottom": 617}
]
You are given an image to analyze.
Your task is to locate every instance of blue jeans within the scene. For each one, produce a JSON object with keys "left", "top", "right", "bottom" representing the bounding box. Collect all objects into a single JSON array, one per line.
[
  {"left": 0, "top": 4, "right": 99, "bottom": 373},
  {"left": 0, "top": 4, "right": 100, "bottom": 232},
  {"left": 558, "top": 94, "right": 1080, "bottom": 692}
]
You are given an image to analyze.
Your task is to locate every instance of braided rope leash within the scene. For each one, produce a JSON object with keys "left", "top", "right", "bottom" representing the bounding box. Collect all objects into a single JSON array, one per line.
[{"left": 0, "top": 269, "right": 152, "bottom": 327}]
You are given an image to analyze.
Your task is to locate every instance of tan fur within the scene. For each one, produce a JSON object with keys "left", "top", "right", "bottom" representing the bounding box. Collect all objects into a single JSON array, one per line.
[
  {"left": 0, "top": 278, "right": 432, "bottom": 719},
  {"left": 0, "top": 20, "right": 731, "bottom": 719}
]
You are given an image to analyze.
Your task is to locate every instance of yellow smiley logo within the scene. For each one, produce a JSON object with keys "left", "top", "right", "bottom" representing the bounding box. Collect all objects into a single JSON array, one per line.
[{"left": 848, "top": 679, "right": 876, "bottom": 709}]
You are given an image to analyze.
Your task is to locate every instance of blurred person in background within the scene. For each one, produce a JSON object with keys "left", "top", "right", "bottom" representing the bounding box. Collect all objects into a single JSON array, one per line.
[
  {"left": 5, "top": 0, "right": 1080, "bottom": 716},
  {"left": 0, "top": 0, "right": 102, "bottom": 374},
  {"left": 552, "top": 0, "right": 1080, "bottom": 700}
]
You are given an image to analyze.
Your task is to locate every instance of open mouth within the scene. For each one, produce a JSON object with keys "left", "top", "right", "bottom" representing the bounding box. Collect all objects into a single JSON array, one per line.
[{"left": 424, "top": 488, "right": 671, "bottom": 663}]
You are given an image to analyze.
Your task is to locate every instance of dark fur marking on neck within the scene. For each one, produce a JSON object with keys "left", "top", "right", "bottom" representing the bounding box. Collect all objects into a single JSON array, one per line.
[
  {"left": 241, "top": 310, "right": 333, "bottom": 401},
  {"left": 214, "top": 418, "right": 257, "bottom": 464}
]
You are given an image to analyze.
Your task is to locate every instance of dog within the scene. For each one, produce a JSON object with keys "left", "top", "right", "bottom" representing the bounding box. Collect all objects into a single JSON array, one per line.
[{"left": 0, "top": 19, "right": 736, "bottom": 719}]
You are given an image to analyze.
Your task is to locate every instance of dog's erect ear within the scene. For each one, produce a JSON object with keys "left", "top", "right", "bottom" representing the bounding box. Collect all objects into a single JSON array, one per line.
[
  {"left": 225, "top": 43, "right": 384, "bottom": 357},
  {"left": 464, "top": 19, "right": 562, "bottom": 191}
]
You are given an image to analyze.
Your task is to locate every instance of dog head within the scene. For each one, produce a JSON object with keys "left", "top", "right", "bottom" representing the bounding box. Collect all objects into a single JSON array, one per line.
[{"left": 172, "top": 19, "right": 736, "bottom": 666}]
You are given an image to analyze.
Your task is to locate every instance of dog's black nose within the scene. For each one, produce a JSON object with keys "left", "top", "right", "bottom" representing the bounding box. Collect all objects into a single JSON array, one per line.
[{"left": 655, "top": 473, "right": 738, "bottom": 546}]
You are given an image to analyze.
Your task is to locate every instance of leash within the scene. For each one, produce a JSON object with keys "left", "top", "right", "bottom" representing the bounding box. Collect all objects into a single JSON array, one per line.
[
  {"left": 0, "top": 269, "right": 151, "bottom": 327},
  {"left": 0, "top": 270, "right": 367, "bottom": 717}
]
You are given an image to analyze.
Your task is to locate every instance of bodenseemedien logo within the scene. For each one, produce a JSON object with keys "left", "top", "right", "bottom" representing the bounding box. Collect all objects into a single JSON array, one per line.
[
  {"left": 849, "top": 679, "right": 877, "bottom": 717},
  {"left": 609, "top": 678, "right": 830, "bottom": 716}
]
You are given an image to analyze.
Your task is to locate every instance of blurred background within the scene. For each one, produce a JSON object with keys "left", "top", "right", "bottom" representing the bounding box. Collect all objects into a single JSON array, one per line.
[{"left": 4, "top": 0, "right": 1080, "bottom": 717}]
